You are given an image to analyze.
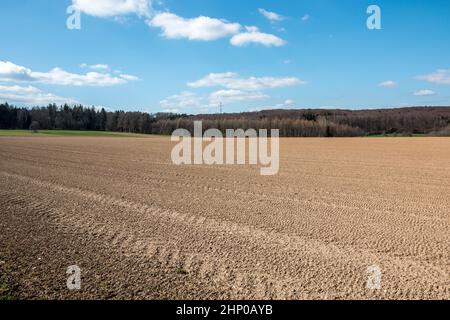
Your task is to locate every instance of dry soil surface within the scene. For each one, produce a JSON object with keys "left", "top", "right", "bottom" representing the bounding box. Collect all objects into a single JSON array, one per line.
[{"left": 0, "top": 136, "right": 449, "bottom": 300}]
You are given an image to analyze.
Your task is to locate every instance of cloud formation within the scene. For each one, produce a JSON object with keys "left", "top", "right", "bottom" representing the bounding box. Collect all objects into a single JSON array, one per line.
[
  {"left": 378, "top": 80, "right": 397, "bottom": 88},
  {"left": 209, "top": 89, "right": 269, "bottom": 105},
  {"left": 258, "top": 8, "right": 284, "bottom": 22},
  {"left": 416, "top": 69, "right": 450, "bottom": 85},
  {"left": 159, "top": 89, "right": 271, "bottom": 113},
  {"left": 188, "top": 72, "right": 304, "bottom": 91},
  {"left": 81, "top": 63, "right": 110, "bottom": 70},
  {"left": 71, "top": 2, "right": 286, "bottom": 48},
  {"left": 148, "top": 13, "right": 284, "bottom": 46},
  {"left": 72, "top": 0, "right": 151, "bottom": 18},
  {"left": 414, "top": 89, "right": 436, "bottom": 96},
  {"left": 149, "top": 12, "right": 241, "bottom": 41},
  {"left": 160, "top": 91, "right": 203, "bottom": 113},
  {"left": 161, "top": 71, "right": 304, "bottom": 113},
  {"left": 230, "top": 26, "right": 286, "bottom": 47},
  {"left": 0, "top": 85, "right": 77, "bottom": 105},
  {"left": 0, "top": 61, "right": 138, "bottom": 87}
]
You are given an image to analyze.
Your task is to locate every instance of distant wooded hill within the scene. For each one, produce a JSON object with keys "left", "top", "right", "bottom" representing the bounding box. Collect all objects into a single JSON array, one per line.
[{"left": 1, "top": 103, "right": 449, "bottom": 137}]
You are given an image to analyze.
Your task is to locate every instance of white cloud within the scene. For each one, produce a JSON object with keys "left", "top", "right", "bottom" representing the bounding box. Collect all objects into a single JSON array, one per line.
[
  {"left": 0, "top": 61, "right": 138, "bottom": 86},
  {"left": 119, "top": 74, "right": 139, "bottom": 81},
  {"left": 209, "top": 89, "right": 269, "bottom": 105},
  {"left": 72, "top": 0, "right": 151, "bottom": 18},
  {"left": 0, "top": 61, "right": 35, "bottom": 82},
  {"left": 0, "top": 85, "right": 77, "bottom": 105},
  {"left": 162, "top": 72, "right": 303, "bottom": 113},
  {"left": 148, "top": 12, "right": 241, "bottom": 41},
  {"left": 160, "top": 89, "right": 271, "bottom": 112},
  {"left": 284, "top": 99, "right": 295, "bottom": 105},
  {"left": 230, "top": 26, "right": 286, "bottom": 47},
  {"left": 188, "top": 72, "right": 304, "bottom": 91},
  {"left": 76, "top": 5, "right": 285, "bottom": 48},
  {"left": 416, "top": 69, "right": 450, "bottom": 85},
  {"left": 378, "top": 80, "right": 397, "bottom": 88},
  {"left": 81, "top": 63, "right": 110, "bottom": 70},
  {"left": 414, "top": 89, "right": 436, "bottom": 96},
  {"left": 160, "top": 91, "right": 203, "bottom": 113},
  {"left": 301, "top": 14, "right": 310, "bottom": 22},
  {"left": 258, "top": 8, "right": 284, "bottom": 22}
]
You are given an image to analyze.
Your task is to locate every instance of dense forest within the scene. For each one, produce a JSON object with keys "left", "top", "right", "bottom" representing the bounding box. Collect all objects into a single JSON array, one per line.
[{"left": 1, "top": 102, "right": 450, "bottom": 137}]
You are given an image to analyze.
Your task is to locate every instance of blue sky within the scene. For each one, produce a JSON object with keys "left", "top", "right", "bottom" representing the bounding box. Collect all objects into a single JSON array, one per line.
[{"left": 0, "top": 0, "right": 449, "bottom": 114}]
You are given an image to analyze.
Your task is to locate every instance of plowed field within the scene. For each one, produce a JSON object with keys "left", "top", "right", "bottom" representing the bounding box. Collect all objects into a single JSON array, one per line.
[{"left": 0, "top": 136, "right": 448, "bottom": 299}]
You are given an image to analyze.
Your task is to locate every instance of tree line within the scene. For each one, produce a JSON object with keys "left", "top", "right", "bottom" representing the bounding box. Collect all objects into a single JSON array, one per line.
[{"left": 1, "top": 102, "right": 449, "bottom": 137}]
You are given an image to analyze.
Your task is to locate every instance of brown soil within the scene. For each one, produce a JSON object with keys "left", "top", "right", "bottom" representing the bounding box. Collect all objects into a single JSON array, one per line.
[{"left": 0, "top": 136, "right": 448, "bottom": 300}]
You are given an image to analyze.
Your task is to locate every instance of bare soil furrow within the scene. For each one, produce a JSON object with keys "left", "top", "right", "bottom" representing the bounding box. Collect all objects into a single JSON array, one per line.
[
  {"left": 1, "top": 136, "right": 449, "bottom": 300},
  {"left": 1, "top": 170, "right": 448, "bottom": 299}
]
